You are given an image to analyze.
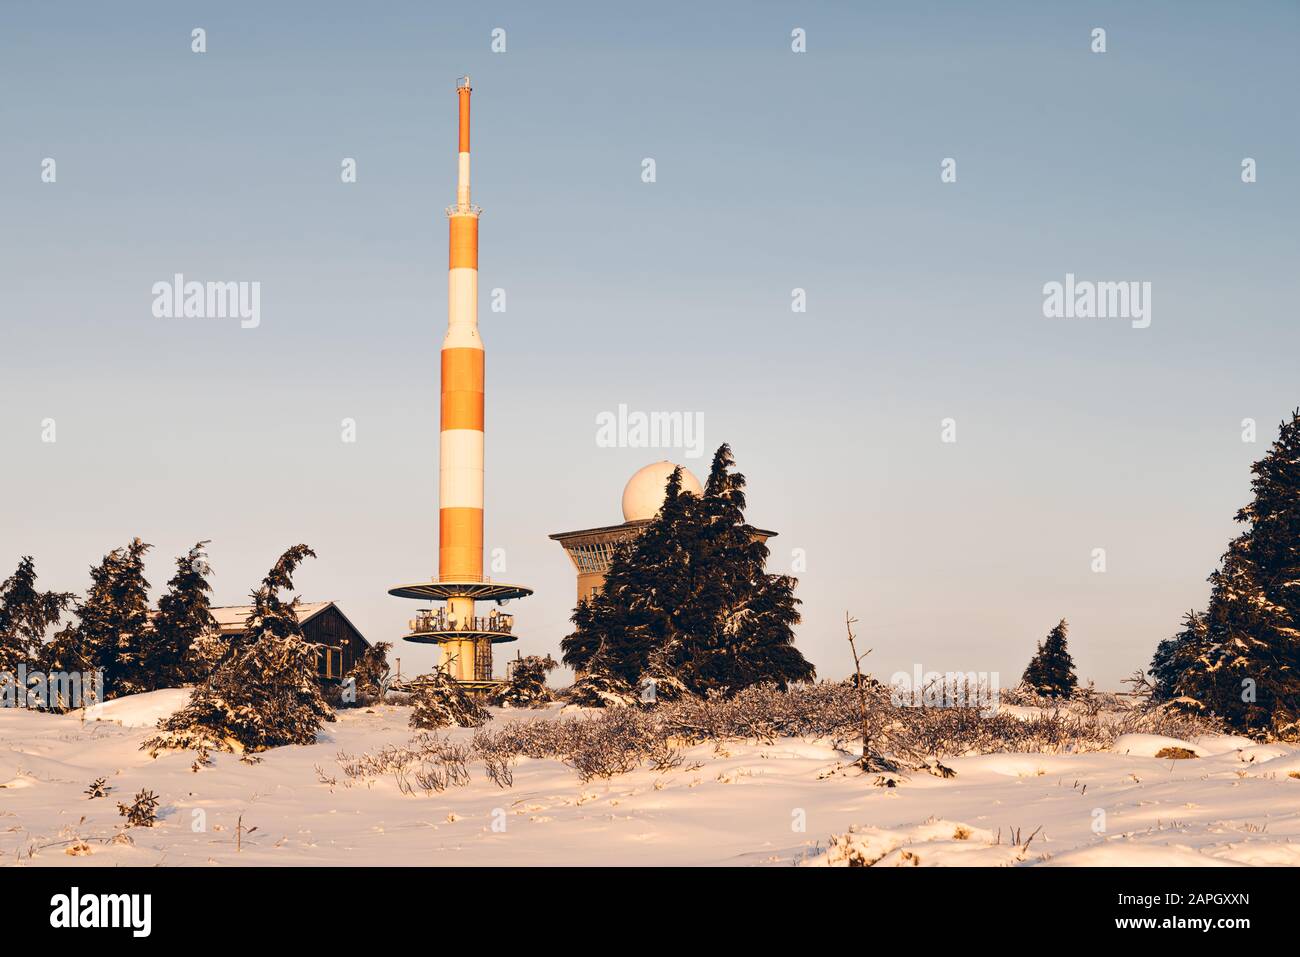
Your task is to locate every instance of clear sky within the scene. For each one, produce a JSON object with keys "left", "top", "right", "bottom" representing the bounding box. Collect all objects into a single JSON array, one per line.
[{"left": 2, "top": 1, "right": 1297, "bottom": 688}]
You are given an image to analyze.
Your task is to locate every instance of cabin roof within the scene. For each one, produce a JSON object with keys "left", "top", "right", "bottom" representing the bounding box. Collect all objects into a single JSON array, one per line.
[{"left": 207, "top": 601, "right": 369, "bottom": 646}]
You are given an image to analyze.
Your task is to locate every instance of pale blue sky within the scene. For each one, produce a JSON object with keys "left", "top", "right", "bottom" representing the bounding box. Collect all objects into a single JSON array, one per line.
[{"left": 2, "top": 1, "right": 1297, "bottom": 686}]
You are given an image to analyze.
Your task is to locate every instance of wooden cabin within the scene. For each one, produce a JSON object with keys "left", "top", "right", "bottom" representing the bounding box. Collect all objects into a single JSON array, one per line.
[{"left": 209, "top": 602, "right": 371, "bottom": 682}]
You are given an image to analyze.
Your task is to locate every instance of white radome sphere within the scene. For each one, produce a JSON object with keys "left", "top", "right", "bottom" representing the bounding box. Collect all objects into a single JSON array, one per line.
[{"left": 621, "top": 461, "right": 704, "bottom": 522}]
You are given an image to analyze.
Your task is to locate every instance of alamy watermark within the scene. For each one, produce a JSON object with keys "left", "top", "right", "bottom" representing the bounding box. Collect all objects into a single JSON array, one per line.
[
  {"left": 50, "top": 887, "right": 151, "bottom": 937},
  {"left": 889, "top": 665, "right": 1001, "bottom": 716},
  {"left": 1, "top": 665, "right": 104, "bottom": 712},
  {"left": 596, "top": 403, "right": 704, "bottom": 458},
  {"left": 1042, "top": 273, "right": 1151, "bottom": 329},
  {"left": 152, "top": 274, "right": 261, "bottom": 329}
]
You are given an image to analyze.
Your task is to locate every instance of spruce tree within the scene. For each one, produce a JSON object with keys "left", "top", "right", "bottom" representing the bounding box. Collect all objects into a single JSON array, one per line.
[
  {"left": 147, "top": 545, "right": 335, "bottom": 753},
  {"left": 561, "top": 593, "right": 620, "bottom": 681},
  {"left": 599, "top": 466, "right": 697, "bottom": 684},
  {"left": 0, "top": 557, "right": 75, "bottom": 673},
  {"left": 342, "top": 641, "right": 392, "bottom": 706},
  {"left": 152, "top": 541, "right": 217, "bottom": 687},
  {"left": 640, "top": 640, "right": 689, "bottom": 702},
  {"left": 565, "top": 666, "right": 638, "bottom": 708},
  {"left": 1168, "top": 411, "right": 1300, "bottom": 736},
  {"left": 560, "top": 444, "right": 815, "bottom": 699},
  {"left": 675, "top": 445, "right": 813, "bottom": 694},
  {"left": 560, "top": 473, "right": 695, "bottom": 685},
  {"left": 487, "top": 654, "right": 557, "bottom": 708},
  {"left": 69, "top": 539, "right": 154, "bottom": 698},
  {"left": 1149, "top": 610, "right": 1209, "bottom": 703},
  {"left": 1181, "top": 538, "right": 1286, "bottom": 730},
  {"left": 409, "top": 669, "right": 489, "bottom": 729},
  {"left": 1021, "top": 619, "right": 1078, "bottom": 699}
]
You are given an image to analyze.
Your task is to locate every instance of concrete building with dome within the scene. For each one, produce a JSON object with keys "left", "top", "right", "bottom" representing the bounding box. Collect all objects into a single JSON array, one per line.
[{"left": 550, "top": 461, "right": 777, "bottom": 604}]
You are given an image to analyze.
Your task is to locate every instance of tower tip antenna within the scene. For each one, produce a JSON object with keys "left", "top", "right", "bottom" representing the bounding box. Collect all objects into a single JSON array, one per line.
[{"left": 457, "top": 74, "right": 471, "bottom": 90}]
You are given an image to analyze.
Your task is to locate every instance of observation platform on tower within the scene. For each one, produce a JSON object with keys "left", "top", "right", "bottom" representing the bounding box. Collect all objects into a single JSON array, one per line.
[
  {"left": 400, "top": 607, "right": 520, "bottom": 646},
  {"left": 388, "top": 577, "right": 532, "bottom": 649},
  {"left": 387, "top": 578, "right": 533, "bottom": 602}
]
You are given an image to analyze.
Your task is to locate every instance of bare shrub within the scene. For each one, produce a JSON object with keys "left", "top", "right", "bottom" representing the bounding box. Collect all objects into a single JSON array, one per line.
[
  {"left": 563, "top": 709, "right": 659, "bottom": 781},
  {"left": 647, "top": 737, "right": 683, "bottom": 771},
  {"left": 401, "top": 670, "right": 1234, "bottom": 789},
  {"left": 472, "top": 728, "right": 519, "bottom": 788},
  {"left": 468, "top": 710, "right": 662, "bottom": 783},
  {"left": 337, "top": 734, "right": 471, "bottom": 796},
  {"left": 482, "top": 752, "right": 515, "bottom": 788},
  {"left": 664, "top": 682, "right": 864, "bottom": 743}
]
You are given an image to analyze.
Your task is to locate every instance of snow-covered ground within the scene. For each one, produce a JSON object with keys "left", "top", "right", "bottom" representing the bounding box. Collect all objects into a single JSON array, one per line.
[{"left": 2, "top": 694, "right": 1298, "bottom": 866}]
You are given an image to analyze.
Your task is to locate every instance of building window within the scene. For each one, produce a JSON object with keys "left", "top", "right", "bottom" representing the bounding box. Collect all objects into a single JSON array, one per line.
[
  {"left": 568, "top": 542, "right": 617, "bottom": 574},
  {"left": 317, "top": 646, "right": 343, "bottom": 679}
]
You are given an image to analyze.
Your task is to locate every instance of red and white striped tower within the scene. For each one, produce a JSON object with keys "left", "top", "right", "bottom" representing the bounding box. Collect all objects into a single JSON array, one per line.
[
  {"left": 390, "top": 77, "right": 531, "bottom": 687},
  {"left": 440, "top": 76, "right": 485, "bottom": 676}
]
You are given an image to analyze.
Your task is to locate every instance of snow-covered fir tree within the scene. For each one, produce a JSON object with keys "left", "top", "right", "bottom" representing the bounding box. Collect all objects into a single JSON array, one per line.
[
  {"left": 341, "top": 641, "right": 392, "bottom": 706},
  {"left": 487, "top": 654, "right": 557, "bottom": 708},
  {"left": 146, "top": 545, "right": 335, "bottom": 753},
  {"left": 1166, "top": 410, "right": 1300, "bottom": 737},
  {"left": 151, "top": 541, "right": 217, "bottom": 688},
  {"left": 560, "top": 444, "right": 814, "bottom": 701},
  {"left": 65, "top": 538, "right": 155, "bottom": 698},
  {"left": 1021, "top": 618, "right": 1078, "bottom": 699},
  {"left": 677, "top": 445, "right": 812, "bottom": 694},
  {"left": 564, "top": 665, "right": 638, "bottom": 708},
  {"left": 409, "top": 669, "right": 489, "bottom": 729},
  {"left": 0, "top": 557, "right": 74, "bottom": 674},
  {"left": 1149, "top": 610, "right": 1210, "bottom": 703},
  {"left": 561, "top": 467, "right": 696, "bottom": 686},
  {"left": 639, "top": 639, "right": 690, "bottom": 702}
]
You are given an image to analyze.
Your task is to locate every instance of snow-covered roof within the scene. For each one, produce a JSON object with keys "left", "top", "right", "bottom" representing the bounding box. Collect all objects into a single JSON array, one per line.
[{"left": 209, "top": 601, "right": 335, "bottom": 635}]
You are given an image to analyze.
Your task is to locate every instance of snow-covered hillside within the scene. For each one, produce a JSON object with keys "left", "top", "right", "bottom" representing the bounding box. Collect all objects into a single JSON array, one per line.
[{"left": 1, "top": 695, "right": 1297, "bottom": 867}]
